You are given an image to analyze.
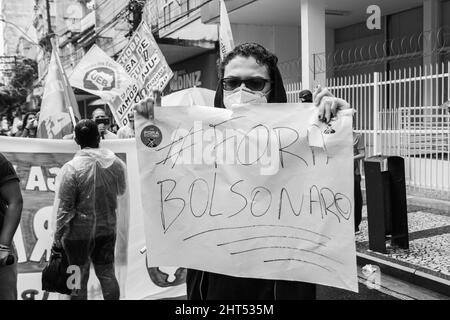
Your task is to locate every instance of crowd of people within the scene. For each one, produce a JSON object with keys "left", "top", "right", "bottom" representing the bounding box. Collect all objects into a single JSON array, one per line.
[
  {"left": 0, "top": 108, "right": 40, "bottom": 138},
  {"left": 0, "top": 106, "right": 136, "bottom": 140}
]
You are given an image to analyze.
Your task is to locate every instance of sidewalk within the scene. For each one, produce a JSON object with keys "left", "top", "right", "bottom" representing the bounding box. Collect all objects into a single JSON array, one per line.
[{"left": 355, "top": 189, "right": 450, "bottom": 298}]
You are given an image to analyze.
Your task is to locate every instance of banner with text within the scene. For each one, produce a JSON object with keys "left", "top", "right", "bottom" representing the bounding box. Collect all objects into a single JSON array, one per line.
[
  {"left": 0, "top": 137, "right": 186, "bottom": 300},
  {"left": 69, "top": 45, "right": 139, "bottom": 127},
  {"left": 118, "top": 20, "right": 173, "bottom": 122},
  {"left": 136, "top": 103, "right": 357, "bottom": 292}
]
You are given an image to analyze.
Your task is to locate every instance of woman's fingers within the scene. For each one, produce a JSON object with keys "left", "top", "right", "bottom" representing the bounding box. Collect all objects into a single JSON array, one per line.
[
  {"left": 152, "top": 89, "right": 162, "bottom": 107},
  {"left": 314, "top": 87, "right": 333, "bottom": 106},
  {"left": 134, "top": 97, "right": 154, "bottom": 120},
  {"left": 324, "top": 101, "right": 332, "bottom": 123},
  {"left": 317, "top": 97, "right": 349, "bottom": 123},
  {"left": 312, "top": 85, "right": 322, "bottom": 103},
  {"left": 330, "top": 99, "right": 339, "bottom": 120},
  {"left": 134, "top": 88, "right": 162, "bottom": 120},
  {"left": 318, "top": 98, "right": 326, "bottom": 121}
]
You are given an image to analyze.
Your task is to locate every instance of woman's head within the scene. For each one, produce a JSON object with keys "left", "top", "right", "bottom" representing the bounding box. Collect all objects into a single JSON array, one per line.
[
  {"left": 215, "top": 43, "right": 287, "bottom": 108},
  {"left": 75, "top": 119, "right": 100, "bottom": 149},
  {"left": 23, "top": 112, "right": 36, "bottom": 127}
]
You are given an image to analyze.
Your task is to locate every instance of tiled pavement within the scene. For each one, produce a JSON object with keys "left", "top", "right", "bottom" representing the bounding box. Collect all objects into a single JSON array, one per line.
[{"left": 356, "top": 191, "right": 450, "bottom": 295}]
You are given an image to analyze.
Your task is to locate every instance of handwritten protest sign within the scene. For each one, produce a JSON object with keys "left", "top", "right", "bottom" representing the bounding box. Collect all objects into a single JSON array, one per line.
[
  {"left": 69, "top": 45, "right": 139, "bottom": 127},
  {"left": 0, "top": 137, "right": 186, "bottom": 299},
  {"left": 136, "top": 103, "right": 358, "bottom": 292},
  {"left": 118, "top": 20, "right": 173, "bottom": 94}
]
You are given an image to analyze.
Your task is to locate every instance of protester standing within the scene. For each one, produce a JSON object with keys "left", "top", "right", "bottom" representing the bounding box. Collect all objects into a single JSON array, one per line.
[
  {"left": 21, "top": 112, "right": 38, "bottom": 138},
  {"left": 9, "top": 108, "right": 23, "bottom": 136},
  {"left": 135, "top": 43, "right": 351, "bottom": 300},
  {"left": 0, "top": 153, "right": 23, "bottom": 300},
  {"left": 92, "top": 109, "right": 117, "bottom": 140},
  {"left": 13, "top": 122, "right": 24, "bottom": 137},
  {"left": 110, "top": 124, "right": 119, "bottom": 135},
  {"left": 0, "top": 115, "right": 10, "bottom": 136},
  {"left": 117, "top": 113, "right": 135, "bottom": 139},
  {"left": 53, "top": 120, "right": 127, "bottom": 300}
]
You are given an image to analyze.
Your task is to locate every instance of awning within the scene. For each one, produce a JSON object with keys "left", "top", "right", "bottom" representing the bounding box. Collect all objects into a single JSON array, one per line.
[{"left": 157, "top": 37, "right": 217, "bottom": 65}]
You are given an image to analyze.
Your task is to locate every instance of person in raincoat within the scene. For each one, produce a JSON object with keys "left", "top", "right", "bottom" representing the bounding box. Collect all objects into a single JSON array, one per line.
[{"left": 53, "top": 119, "right": 127, "bottom": 300}]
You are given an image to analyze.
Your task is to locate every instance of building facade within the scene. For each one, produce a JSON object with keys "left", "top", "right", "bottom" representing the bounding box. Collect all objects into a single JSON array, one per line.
[
  {"left": 0, "top": 0, "right": 37, "bottom": 84},
  {"left": 147, "top": 0, "right": 219, "bottom": 94}
]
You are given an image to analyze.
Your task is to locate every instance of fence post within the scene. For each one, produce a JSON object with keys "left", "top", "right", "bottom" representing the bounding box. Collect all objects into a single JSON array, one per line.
[{"left": 373, "top": 72, "right": 380, "bottom": 155}]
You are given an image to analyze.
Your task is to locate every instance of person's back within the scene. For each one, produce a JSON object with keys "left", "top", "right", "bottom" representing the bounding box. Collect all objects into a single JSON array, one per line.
[
  {"left": 59, "top": 148, "right": 126, "bottom": 240},
  {"left": 54, "top": 120, "right": 126, "bottom": 300}
]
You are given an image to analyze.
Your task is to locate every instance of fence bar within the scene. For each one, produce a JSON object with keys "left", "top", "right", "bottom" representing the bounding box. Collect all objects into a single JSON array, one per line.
[{"left": 284, "top": 63, "right": 449, "bottom": 194}]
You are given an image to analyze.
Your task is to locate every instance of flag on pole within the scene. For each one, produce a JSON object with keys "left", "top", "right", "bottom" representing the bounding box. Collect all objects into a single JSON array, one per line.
[
  {"left": 219, "top": 0, "right": 235, "bottom": 60},
  {"left": 37, "top": 45, "right": 81, "bottom": 139},
  {"left": 69, "top": 45, "right": 137, "bottom": 127}
]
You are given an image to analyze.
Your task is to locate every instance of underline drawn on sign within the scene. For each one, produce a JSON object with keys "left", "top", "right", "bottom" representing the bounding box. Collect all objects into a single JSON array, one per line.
[
  {"left": 216, "top": 235, "right": 328, "bottom": 248},
  {"left": 183, "top": 225, "right": 332, "bottom": 242},
  {"left": 228, "top": 246, "right": 343, "bottom": 265},
  {"left": 264, "top": 258, "right": 335, "bottom": 273}
]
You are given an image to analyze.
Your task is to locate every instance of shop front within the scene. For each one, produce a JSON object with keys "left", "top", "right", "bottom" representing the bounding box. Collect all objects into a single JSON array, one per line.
[{"left": 164, "top": 50, "right": 219, "bottom": 96}]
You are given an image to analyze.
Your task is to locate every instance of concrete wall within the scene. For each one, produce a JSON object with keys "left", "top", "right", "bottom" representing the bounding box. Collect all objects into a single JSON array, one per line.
[
  {"left": 231, "top": 23, "right": 301, "bottom": 84},
  {"left": 332, "top": 6, "right": 424, "bottom": 77}
]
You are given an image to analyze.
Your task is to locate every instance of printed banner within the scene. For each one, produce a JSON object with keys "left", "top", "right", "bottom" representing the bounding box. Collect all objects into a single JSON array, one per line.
[
  {"left": 69, "top": 45, "right": 139, "bottom": 127},
  {"left": 0, "top": 137, "right": 186, "bottom": 300},
  {"left": 117, "top": 20, "right": 173, "bottom": 94},
  {"left": 136, "top": 103, "right": 358, "bottom": 292}
]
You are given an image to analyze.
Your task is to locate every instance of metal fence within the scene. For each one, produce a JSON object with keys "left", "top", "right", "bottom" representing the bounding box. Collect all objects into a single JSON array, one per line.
[{"left": 285, "top": 64, "right": 450, "bottom": 195}]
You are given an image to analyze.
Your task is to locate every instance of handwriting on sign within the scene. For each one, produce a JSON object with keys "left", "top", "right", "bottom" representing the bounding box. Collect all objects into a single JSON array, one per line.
[
  {"left": 138, "top": 104, "right": 358, "bottom": 291},
  {"left": 153, "top": 118, "right": 330, "bottom": 174},
  {"left": 157, "top": 174, "right": 352, "bottom": 234}
]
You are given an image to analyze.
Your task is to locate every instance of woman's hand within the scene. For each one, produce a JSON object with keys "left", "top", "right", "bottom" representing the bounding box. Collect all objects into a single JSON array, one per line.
[
  {"left": 313, "top": 86, "right": 351, "bottom": 123},
  {"left": 134, "top": 89, "right": 162, "bottom": 120}
]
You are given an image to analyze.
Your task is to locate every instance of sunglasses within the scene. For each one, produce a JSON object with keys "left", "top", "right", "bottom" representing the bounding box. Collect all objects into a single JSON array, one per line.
[{"left": 222, "top": 77, "right": 271, "bottom": 91}]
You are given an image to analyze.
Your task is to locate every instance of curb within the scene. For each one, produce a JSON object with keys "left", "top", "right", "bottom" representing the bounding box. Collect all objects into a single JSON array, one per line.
[{"left": 357, "top": 252, "right": 450, "bottom": 298}]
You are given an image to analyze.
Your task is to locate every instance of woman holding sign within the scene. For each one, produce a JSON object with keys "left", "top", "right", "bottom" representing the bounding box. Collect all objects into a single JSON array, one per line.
[{"left": 135, "top": 43, "right": 350, "bottom": 300}]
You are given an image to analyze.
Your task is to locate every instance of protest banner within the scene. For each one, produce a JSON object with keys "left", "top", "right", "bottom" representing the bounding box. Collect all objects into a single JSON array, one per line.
[
  {"left": 0, "top": 137, "right": 186, "bottom": 300},
  {"left": 69, "top": 45, "right": 139, "bottom": 127},
  {"left": 37, "top": 47, "right": 81, "bottom": 139},
  {"left": 219, "top": 0, "right": 235, "bottom": 60},
  {"left": 117, "top": 20, "right": 173, "bottom": 95},
  {"left": 135, "top": 103, "right": 358, "bottom": 292}
]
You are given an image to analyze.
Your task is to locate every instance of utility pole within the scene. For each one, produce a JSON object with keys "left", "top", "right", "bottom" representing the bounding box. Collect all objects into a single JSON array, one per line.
[{"left": 45, "top": 0, "right": 53, "bottom": 35}]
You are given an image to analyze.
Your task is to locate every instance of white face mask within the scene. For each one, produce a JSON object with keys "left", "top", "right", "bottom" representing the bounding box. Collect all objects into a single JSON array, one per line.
[{"left": 223, "top": 87, "right": 269, "bottom": 108}]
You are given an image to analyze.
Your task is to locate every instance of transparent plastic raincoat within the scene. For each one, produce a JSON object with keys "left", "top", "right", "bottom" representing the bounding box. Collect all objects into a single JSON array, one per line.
[{"left": 52, "top": 147, "right": 128, "bottom": 299}]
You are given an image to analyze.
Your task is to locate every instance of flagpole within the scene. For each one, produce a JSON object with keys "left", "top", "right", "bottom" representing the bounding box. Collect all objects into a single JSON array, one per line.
[{"left": 50, "top": 38, "right": 77, "bottom": 128}]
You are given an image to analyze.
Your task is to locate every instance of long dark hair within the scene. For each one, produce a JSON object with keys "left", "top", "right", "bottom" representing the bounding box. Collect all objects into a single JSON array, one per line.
[
  {"left": 22, "top": 112, "right": 36, "bottom": 127},
  {"left": 75, "top": 119, "right": 100, "bottom": 148},
  {"left": 214, "top": 43, "right": 287, "bottom": 108}
]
